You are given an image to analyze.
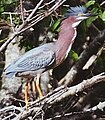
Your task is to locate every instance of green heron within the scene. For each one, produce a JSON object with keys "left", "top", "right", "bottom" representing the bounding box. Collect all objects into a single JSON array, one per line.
[{"left": 4, "top": 6, "right": 96, "bottom": 107}]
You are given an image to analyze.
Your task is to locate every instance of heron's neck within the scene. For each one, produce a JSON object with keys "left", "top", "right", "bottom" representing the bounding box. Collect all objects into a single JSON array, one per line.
[{"left": 55, "top": 18, "right": 77, "bottom": 65}]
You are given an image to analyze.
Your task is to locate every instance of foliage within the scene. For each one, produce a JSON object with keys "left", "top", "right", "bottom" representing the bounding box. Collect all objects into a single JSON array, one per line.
[
  {"left": 85, "top": 0, "right": 96, "bottom": 7},
  {"left": 0, "top": 0, "right": 105, "bottom": 68},
  {"left": 69, "top": 50, "right": 79, "bottom": 61},
  {"left": 1, "top": 0, "right": 105, "bottom": 120},
  {"left": 0, "top": 0, "right": 17, "bottom": 14},
  {"left": 0, "top": 0, "right": 105, "bottom": 71},
  {"left": 49, "top": 19, "right": 61, "bottom": 32}
]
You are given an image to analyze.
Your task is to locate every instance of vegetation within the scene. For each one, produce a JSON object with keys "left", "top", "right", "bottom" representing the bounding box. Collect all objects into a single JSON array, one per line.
[{"left": 0, "top": 0, "right": 105, "bottom": 119}]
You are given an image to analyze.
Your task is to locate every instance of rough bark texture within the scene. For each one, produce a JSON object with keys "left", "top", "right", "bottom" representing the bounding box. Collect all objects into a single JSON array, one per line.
[{"left": 0, "top": 36, "right": 25, "bottom": 106}]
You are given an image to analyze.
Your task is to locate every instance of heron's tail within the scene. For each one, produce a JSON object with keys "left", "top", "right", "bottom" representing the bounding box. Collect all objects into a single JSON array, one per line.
[
  {"left": 3, "top": 64, "right": 16, "bottom": 78},
  {"left": 3, "top": 72, "right": 16, "bottom": 78}
]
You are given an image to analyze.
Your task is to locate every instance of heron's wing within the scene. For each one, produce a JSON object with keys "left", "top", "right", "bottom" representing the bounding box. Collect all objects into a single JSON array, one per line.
[{"left": 16, "top": 50, "right": 55, "bottom": 71}]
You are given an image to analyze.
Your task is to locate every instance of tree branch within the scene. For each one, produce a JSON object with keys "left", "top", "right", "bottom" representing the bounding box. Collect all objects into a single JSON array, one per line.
[
  {"left": 1, "top": 73, "right": 105, "bottom": 119},
  {"left": 0, "top": 0, "right": 66, "bottom": 52}
]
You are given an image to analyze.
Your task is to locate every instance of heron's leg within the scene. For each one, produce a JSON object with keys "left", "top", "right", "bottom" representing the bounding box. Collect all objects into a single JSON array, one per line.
[
  {"left": 32, "top": 79, "right": 36, "bottom": 99},
  {"left": 36, "top": 74, "right": 43, "bottom": 97},
  {"left": 25, "top": 80, "right": 29, "bottom": 109}
]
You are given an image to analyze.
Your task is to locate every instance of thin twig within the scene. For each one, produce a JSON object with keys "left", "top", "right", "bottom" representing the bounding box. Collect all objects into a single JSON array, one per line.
[
  {"left": 39, "top": 0, "right": 56, "bottom": 9},
  {"left": 86, "top": 101, "right": 105, "bottom": 111},
  {"left": 20, "top": 0, "right": 24, "bottom": 23},
  {"left": 100, "top": 1, "right": 105, "bottom": 6},
  {"left": 0, "top": 0, "right": 66, "bottom": 52},
  {"left": 26, "top": 0, "right": 44, "bottom": 22},
  {"left": 9, "top": 13, "right": 15, "bottom": 32},
  {"left": 18, "top": 0, "right": 66, "bottom": 35},
  {"left": 0, "top": 0, "right": 44, "bottom": 52}
]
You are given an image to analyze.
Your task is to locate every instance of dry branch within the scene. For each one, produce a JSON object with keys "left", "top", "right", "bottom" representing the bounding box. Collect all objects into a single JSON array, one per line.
[
  {"left": 0, "top": 73, "right": 105, "bottom": 119},
  {"left": 0, "top": 0, "right": 67, "bottom": 52},
  {"left": 46, "top": 101, "right": 105, "bottom": 120}
]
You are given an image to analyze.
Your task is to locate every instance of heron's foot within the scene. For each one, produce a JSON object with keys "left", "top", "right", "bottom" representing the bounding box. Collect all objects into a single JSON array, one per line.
[{"left": 36, "top": 79, "right": 43, "bottom": 97}]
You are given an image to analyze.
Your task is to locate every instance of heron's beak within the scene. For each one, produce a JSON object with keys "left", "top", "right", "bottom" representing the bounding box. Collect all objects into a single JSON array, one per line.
[
  {"left": 83, "top": 13, "right": 98, "bottom": 17},
  {"left": 76, "top": 13, "right": 97, "bottom": 20}
]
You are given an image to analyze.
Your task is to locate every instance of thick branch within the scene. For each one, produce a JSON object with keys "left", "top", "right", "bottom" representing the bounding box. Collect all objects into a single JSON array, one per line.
[{"left": 1, "top": 73, "right": 104, "bottom": 119}]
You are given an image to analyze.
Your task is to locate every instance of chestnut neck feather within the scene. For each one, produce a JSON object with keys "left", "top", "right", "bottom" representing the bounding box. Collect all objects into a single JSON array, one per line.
[{"left": 55, "top": 17, "right": 76, "bottom": 65}]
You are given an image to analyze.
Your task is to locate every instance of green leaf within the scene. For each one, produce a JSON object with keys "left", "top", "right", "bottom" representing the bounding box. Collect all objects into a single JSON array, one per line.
[
  {"left": 4, "top": 0, "right": 15, "bottom": 5},
  {"left": 0, "top": 7, "right": 4, "bottom": 13},
  {"left": 86, "top": 16, "right": 97, "bottom": 27},
  {"left": 85, "top": 0, "right": 96, "bottom": 7},
  {"left": 69, "top": 50, "right": 79, "bottom": 61},
  {"left": 85, "top": 7, "right": 98, "bottom": 27},
  {"left": 50, "top": 19, "right": 60, "bottom": 32},
  {"left": 100, "top": 11, "right": 105, "bottom": 21}
]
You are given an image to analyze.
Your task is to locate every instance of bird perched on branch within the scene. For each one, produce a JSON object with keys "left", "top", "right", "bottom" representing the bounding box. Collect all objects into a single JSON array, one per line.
[{"left": 4, "top": 6, "right": 96, "bottom": 108}]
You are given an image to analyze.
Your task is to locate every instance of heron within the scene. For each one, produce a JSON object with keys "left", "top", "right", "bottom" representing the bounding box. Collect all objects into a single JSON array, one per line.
[{"left": 4, "top": 6, "right": 96, "bottom": 108}]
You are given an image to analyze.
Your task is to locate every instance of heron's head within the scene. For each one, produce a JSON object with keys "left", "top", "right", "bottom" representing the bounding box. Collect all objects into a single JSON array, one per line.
[{"left": 64, "top": 6, "right": 97, "bottom": 27}]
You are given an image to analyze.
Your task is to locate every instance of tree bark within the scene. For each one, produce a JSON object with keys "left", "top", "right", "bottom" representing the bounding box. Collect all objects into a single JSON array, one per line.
[{"left": 0, "top": 36, "right": 25, "bottom": 106}]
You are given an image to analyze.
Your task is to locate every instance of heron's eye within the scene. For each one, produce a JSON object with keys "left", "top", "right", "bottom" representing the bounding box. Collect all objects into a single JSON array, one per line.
[{"left": 78, "top": 13, "right": 83, "bottom": 16}]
